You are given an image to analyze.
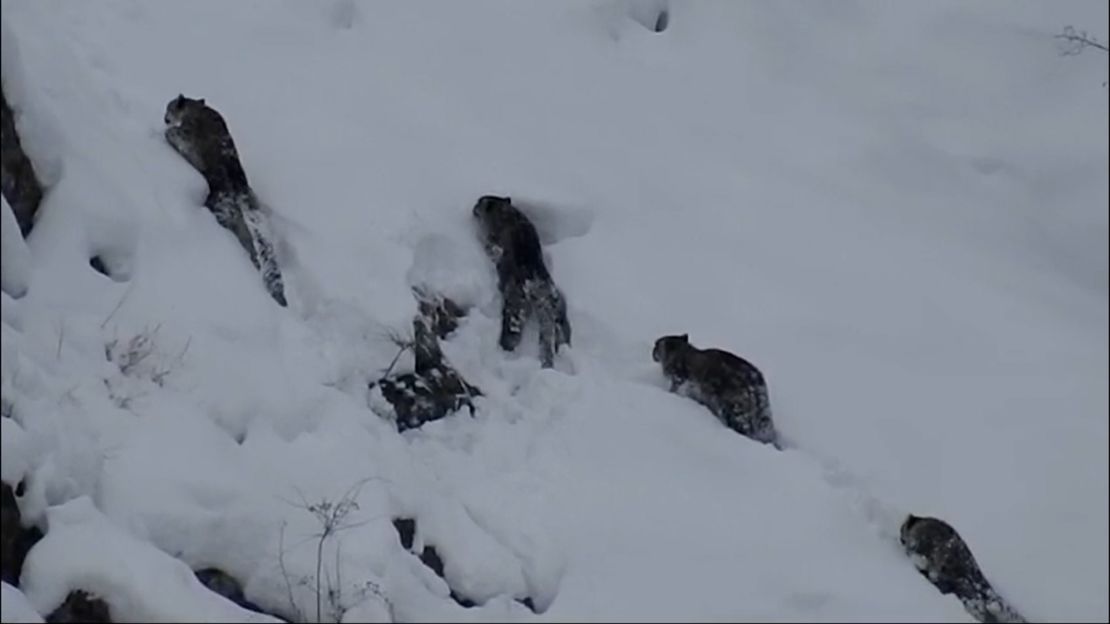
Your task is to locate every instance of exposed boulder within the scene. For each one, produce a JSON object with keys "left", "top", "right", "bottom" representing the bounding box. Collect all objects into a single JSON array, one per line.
[
  {"left": 626, "top": 0, "right": 670, "bottom": 34},
  {"left": 391, "top": 517, "right": 416, "bottom": 551},
  {"left": 372, "top": 314, "right": 480, "bottom": 433},
  {"left": 1, "top": 481, "right": 43, "bottom": 587},
  {"left": 0, "top": 87, "right": 43, "bottom": 238},
  {"left": 45, "top": 590, "right": 111, "bottom": 624},
  {"left": 414, "top": 288, "right": 467, "bottom": 340},
  {"left": 390, "top": 516, "right": 477, "bottom": 609},
  {"left": 194, "top": 568, "right": 276, "bottom": 618}
]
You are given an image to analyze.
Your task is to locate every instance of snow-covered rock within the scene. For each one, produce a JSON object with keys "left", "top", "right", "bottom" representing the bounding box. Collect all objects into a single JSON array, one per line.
[
  {"left": 1, "top": 196, "right": 31, "bottom": 297},
  {"left": 19, "top": 497, "right": 282, "bottom": 623},
  {"left": 1, "top": 581, "right": 44, "bottom": 623}
]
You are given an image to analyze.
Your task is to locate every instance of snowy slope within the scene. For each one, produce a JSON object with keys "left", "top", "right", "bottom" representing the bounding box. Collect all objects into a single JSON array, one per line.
[{"left": 1, "top": 0, "right": 1107, "bottom": 622}]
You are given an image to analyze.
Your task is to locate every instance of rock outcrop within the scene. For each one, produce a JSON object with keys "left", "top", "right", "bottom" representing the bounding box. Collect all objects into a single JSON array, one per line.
[
  {"left": 45, "top": 590, "right": 111, "bottom": 624},
  {"left": 1, "top": 481, "right": 43, "bottom": 587},
  {"left": 0, "top": 87, "right": 43, "bottom": 237},
  {"left": 372, "top": 313, "right": 481, "bottom": 433}
]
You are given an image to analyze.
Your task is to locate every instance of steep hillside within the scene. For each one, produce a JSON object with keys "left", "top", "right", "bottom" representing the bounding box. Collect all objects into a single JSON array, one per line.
[{"left": 1, "top": 1, "right": 1106, "bottom": 622}]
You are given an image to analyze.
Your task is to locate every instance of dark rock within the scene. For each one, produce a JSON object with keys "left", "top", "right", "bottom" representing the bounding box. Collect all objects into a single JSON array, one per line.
[
  {"left": 88, "top": 253, "right": 129, "bottom": 283},
  {"left": 518, "top": 596, "right": 536, "bottom": 613},
  {"left": 1, "top": 86, "right": 44, "bottom": 237},
  {"left": 88, "top": 256, "right": 110, "bottom": 278},
  {"left": 392, "top": 517, "right": 416, "bottom": 551},
  {"left": 375, "top": 369, "right": 479, "bottom": 433},
  {"left": 418, "top": 545, "right": 476, "bottom": 609},
  {"left": 46, "top": 590, "right": 112, "bottom": 623},
  {"left": 372, "top": 316, "right": 481, "bottom": 433},
  {"left": 419, "top": 544, "right": 445, "bottom": 578},
  {"left": 626, "top": 0, "right": 670, "bottom": 35},
  {"left": 396, "top": 517, "right": 533, "bottom": 612},
  {"left": 653, "top": 9, "right": 669, "bottom": 33},
  {"left": 1, "top": 480, "right": 43, "bottom": 587},
  {"left": 392, "top": 516, "right": 479, "bottom": 610},
  {"left": 450, "top": 590, "right": 476, "bottom": 609},
  {"left": 900, "top": 515, "right": 1026, "bottom": 623},
  {"left": 194, "top": 567, "right": 273, "bottom": 616},
  {"left": 415, "top": 289, "right": 467, "bottom": 340},
  {"left": 410, "top": 315, "right": 443, "bottom": 375}
]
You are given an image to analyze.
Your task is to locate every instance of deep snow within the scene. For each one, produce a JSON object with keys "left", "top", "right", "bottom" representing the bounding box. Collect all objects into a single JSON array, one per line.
[{"left": 0, "top": 0, "right": 1106, "bottom": 622}]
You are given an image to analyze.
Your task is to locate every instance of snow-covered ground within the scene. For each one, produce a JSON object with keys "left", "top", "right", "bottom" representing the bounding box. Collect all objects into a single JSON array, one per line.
[{"left": 1, "top": 0, "right": 1106, "bottom": 621}]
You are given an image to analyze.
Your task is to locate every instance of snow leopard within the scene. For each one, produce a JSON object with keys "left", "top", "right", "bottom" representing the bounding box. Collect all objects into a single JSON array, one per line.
[
  {"left": 653, "top": 333, "right": 777, "bottom": 446},
  {"left": 164, "top": 94, "right": 249, "bottom": 193},
  {"left": 163, "top": 94, "right": 287, "bottom": 307},
  {"left": 473, "top": 195, "right": 571, "bottom": 368},
  {"left": 900, "top": 515, "right": 1026, "bottom": 623}
]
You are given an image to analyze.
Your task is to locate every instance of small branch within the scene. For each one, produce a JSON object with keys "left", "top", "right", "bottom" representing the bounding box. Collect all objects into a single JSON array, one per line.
[
  {"left": 1056, "top": 26, "right": 1109, "bottom": 55},
  {"left": 333, "top": 537, "right": 344, "bottom": 622},
  {"left": 277, "top": 478, "right": 390, "bottom": 622},
  {"left": 278, "top": 522, "right": 304, "bottom": 623},
  {"left": 316, "top": 533, "right": 324, "bottom": 623},
  {"left": 56, "top": 322, "right": 65, "bottom": 360},
  {"left": 100, "top": 281, "right": 137, "bottom": 329}
]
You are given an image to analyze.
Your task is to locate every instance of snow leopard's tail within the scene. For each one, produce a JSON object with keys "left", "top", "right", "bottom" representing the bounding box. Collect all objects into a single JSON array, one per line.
[
  {"left": 242, "top": 206, "right": 287, "bottom": 308},
  {"left": 528, "top": 278, "right": 571, "bottom": 368},
  {"left": 208, "top": 189, "right": 287, "bottom": 307}
]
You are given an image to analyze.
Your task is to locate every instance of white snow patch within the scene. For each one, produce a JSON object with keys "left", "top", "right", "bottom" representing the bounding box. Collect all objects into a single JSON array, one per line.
[
  {"left": 1, "top": 197, "right": 32, "bottom": 298},
  {"left": 1, "top": 582, "right": 44, "bottom": 624},
  {"left": 20, "top": 497, "right": 282, "bottom": 623}
]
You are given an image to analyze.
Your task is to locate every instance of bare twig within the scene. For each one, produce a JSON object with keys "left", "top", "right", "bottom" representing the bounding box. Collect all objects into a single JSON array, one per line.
[
  {"left": 363, "top": 326, "right": 416, "bottom": 388},
  {"left": 1057, "top": 25, "right": 1109, "bottom": 55},
  {"left": 316, "top": 533, "right": 324, "bottom": 621},
  {"left": 56, "top": 322, "right": 65, "bottom": 360},
  {"left": 105, "top": 324, "right": 183, "bottom": 388},
  {"left": 276, "top": 478, "right": 387, "bottom": 622},
  {"left": 278, "top": 522, "right": 305, "bottom": 622},
  {"left": 152, "top": 335, "right": 191, "bottom": 387},
  {"left": 100, "top": 281, "right": 137, "bottom": 329},
  {"left": 332, "top": 537, "right": 343, "bottom": 622}
]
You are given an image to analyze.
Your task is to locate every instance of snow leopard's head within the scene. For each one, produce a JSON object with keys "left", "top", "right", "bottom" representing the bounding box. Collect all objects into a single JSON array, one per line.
[
  {"left": 472, "top": 195, "right": 512, "bottom": 223},
  {"left": 652, "top": 333, "right": 690, "bottom": 363},
  {"left": 164, "top": 93, "right": 206, "bottom": 127},
  {"left": 900, "top": 514, "right": 923, "bottom": 549},
  {"left": 899, "top": 514, "right": 955, "bottom": 559}
]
